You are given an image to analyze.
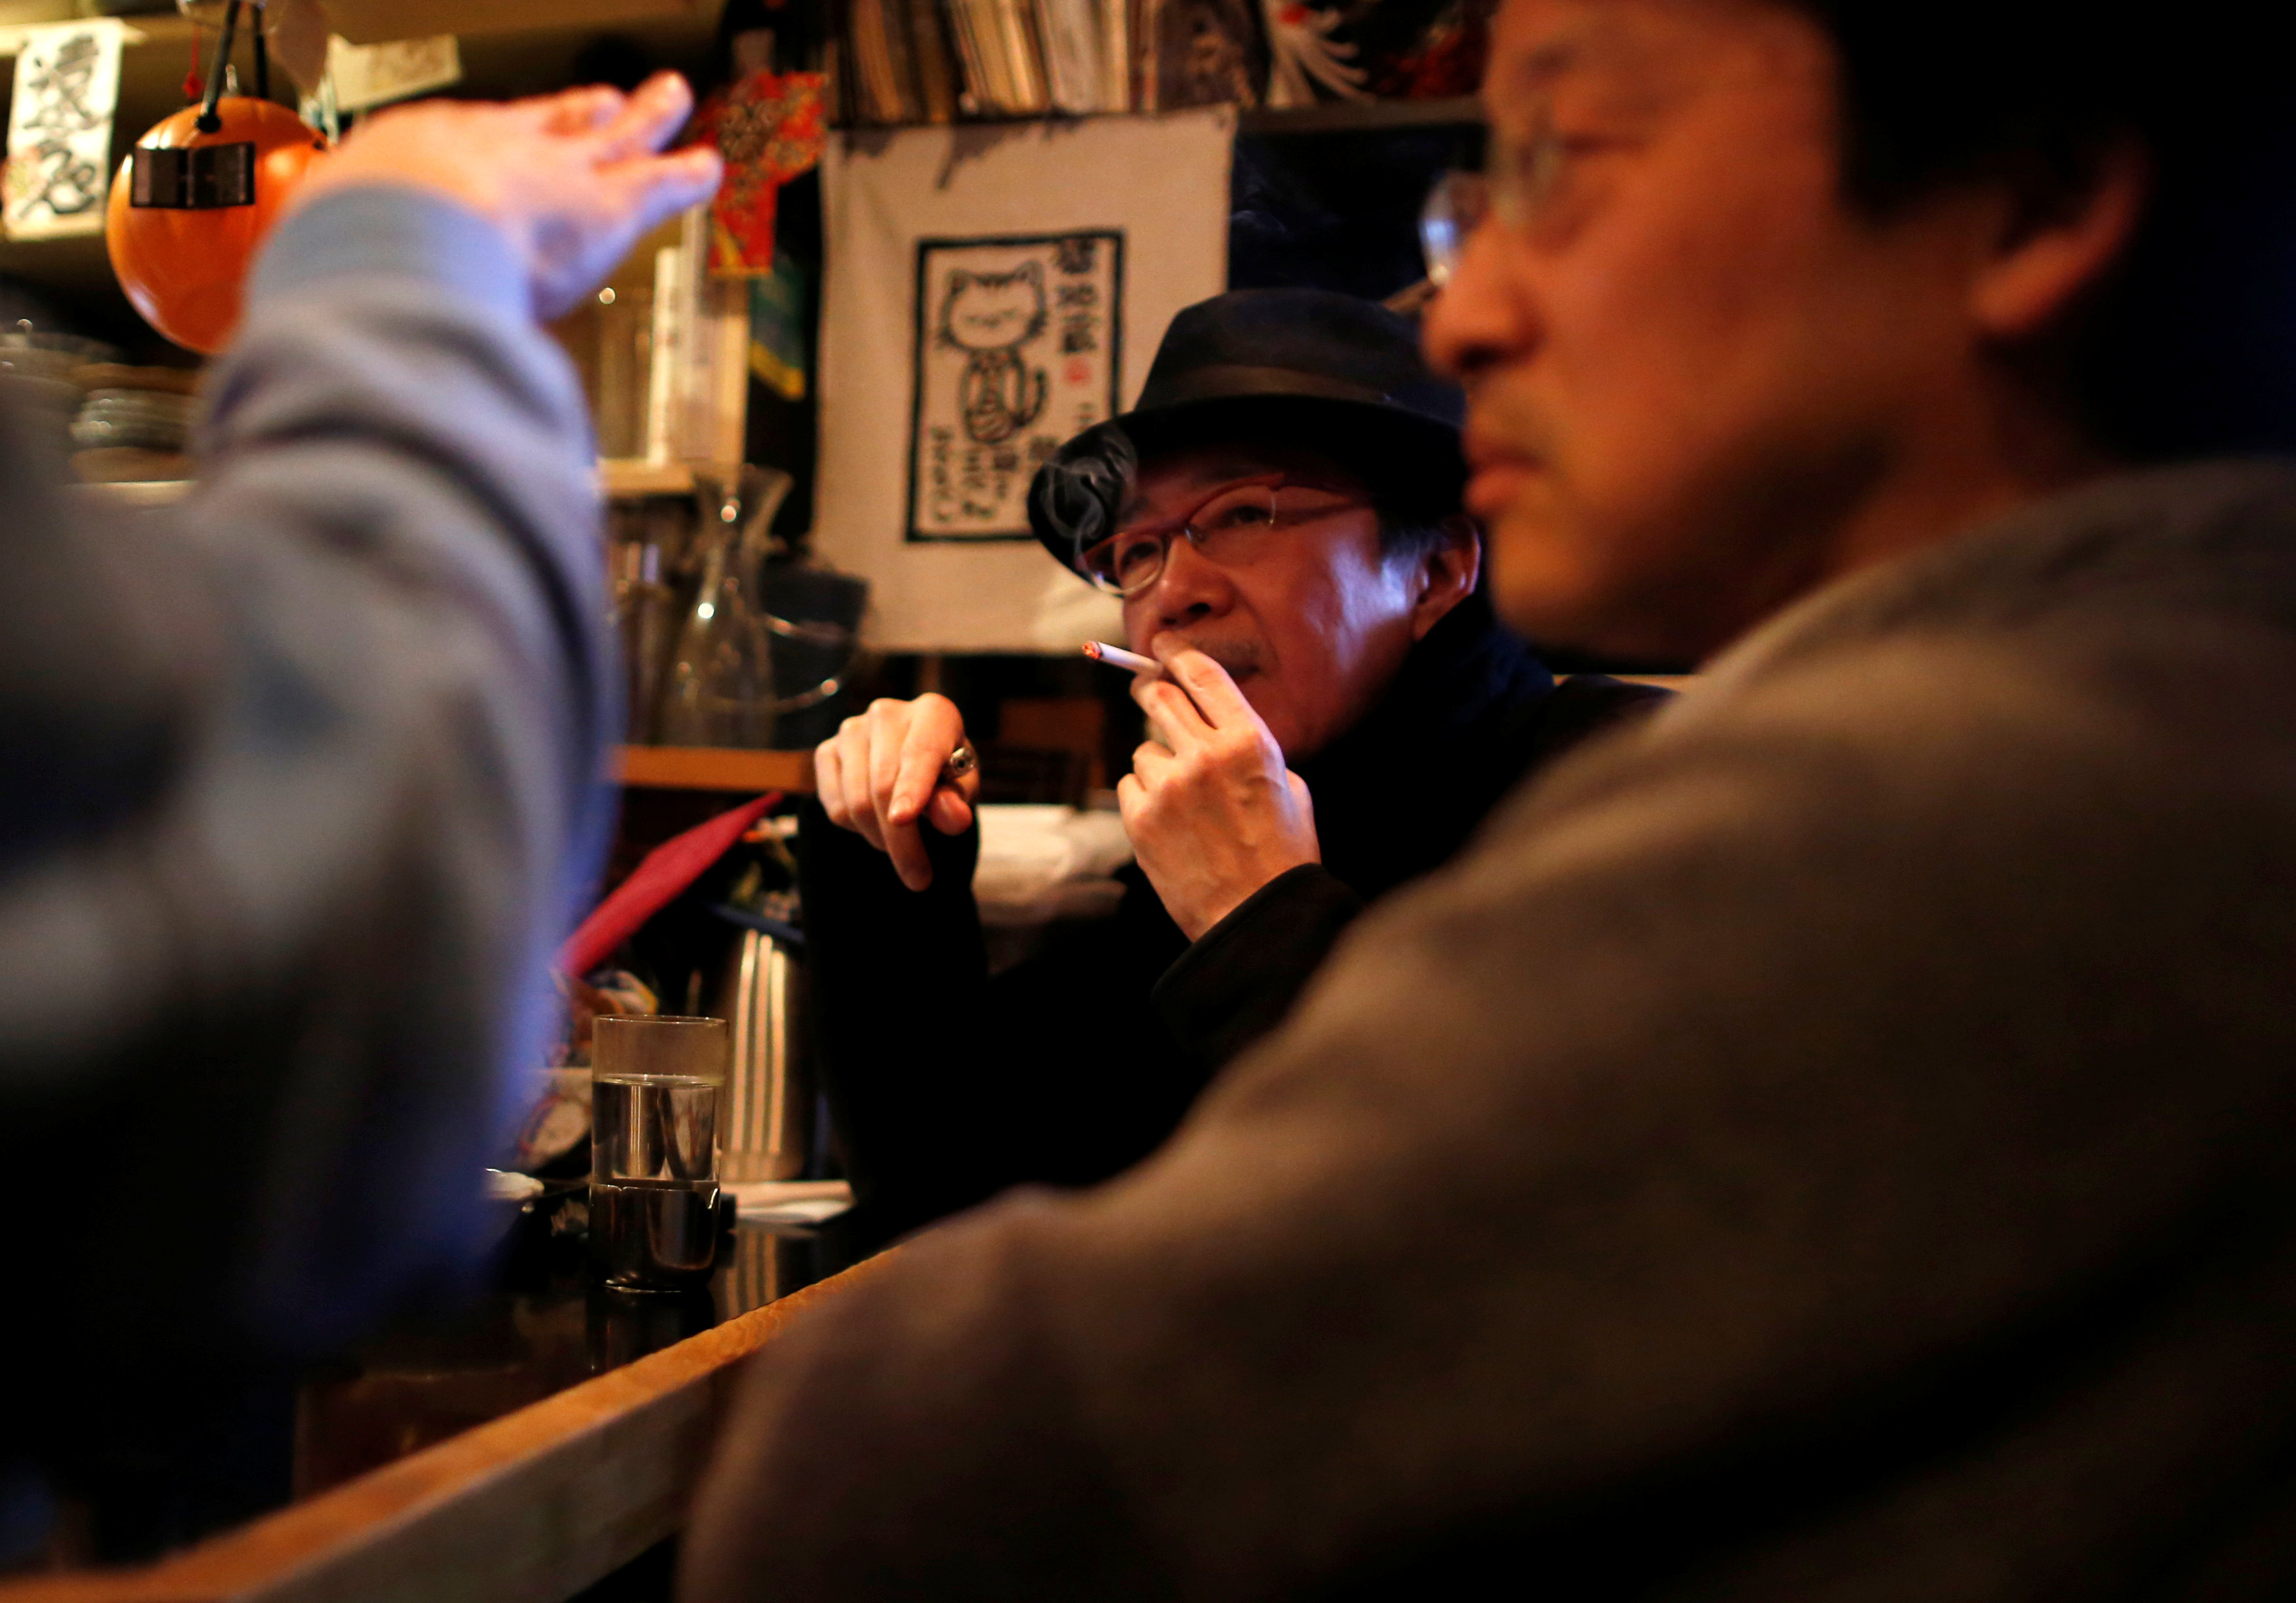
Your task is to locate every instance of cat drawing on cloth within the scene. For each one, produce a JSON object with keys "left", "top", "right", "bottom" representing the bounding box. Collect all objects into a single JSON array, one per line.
[{"left": 939, "top": 263, "right": 1050, "bottom": 445}]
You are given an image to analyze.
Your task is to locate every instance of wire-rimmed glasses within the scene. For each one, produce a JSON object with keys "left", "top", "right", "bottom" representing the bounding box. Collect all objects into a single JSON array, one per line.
[
  {"left": 1420, "top": 171, "right": 1488, "bottom": 289},
  {"left": 1419, "top": 106, "right": 1570, "bottom": 287},
  {"left": 1077, "top": 474, "right": 1373, "bottom": 598}
]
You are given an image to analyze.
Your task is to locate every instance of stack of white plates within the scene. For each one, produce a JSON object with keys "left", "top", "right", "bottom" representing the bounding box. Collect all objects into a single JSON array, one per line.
[
  {"left": 72, "top": 386, "right": 197, "bottom": 452},
  {"left": 66, "top": 361, "right": 200, "bottom": 483}
]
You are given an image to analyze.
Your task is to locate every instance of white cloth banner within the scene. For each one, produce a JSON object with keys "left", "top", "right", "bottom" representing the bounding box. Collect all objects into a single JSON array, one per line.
[
  {"left": 817, "top": 109, "right": 1234, "bottom": 652},
  {"left": 3, "top": 18, "right": 125, "bottom": 242}
]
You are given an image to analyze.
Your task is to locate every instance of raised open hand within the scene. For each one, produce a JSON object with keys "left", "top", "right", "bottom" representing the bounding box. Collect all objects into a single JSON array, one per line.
[{"left": 286, "top": 72, "right": 724, "bottom": 319}]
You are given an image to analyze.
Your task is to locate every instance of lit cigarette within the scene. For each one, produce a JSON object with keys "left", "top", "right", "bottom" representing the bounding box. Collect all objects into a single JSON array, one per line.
[{"left": 1083, "top": 641, "right": 1160, "bottom": 674}]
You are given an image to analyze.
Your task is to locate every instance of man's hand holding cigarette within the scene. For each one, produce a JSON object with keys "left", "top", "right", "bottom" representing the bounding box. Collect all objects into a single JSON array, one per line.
[{"left": 1120, "top": 637, "right": 1320, "bottom": 941}]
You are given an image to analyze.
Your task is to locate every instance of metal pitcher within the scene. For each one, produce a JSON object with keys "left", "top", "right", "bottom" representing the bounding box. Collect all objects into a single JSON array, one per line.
[{"left": 712, "top": 922, "right": 812, "bottom": 1181}]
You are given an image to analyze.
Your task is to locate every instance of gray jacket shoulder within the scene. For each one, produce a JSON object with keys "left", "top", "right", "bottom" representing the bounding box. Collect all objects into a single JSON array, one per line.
[{"left": 683, "top": 463, "right": 2296, "bottom": 1603}]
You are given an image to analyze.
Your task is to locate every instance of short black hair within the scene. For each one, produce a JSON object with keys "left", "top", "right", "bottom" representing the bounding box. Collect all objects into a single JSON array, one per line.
[
  {"left": 1790, "top": 0, "right": 2296, "bottom": 459},
  {"left": 1373, "top": 516, "right": 1459, "bottom": 567}
]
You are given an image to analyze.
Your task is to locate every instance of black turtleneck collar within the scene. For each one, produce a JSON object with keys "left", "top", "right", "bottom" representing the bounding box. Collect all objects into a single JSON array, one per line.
[{"left": 1293, "top": 593, "right": 1556, "bottom": 903}]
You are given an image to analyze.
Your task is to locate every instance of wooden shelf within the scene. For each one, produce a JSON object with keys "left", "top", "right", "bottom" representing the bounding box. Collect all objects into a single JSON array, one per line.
[
  {"left": 615, "top": 744, "right": 814, "bottom": 792},
  {"left": 75, "top": 477, "right": 192, "bottom": 505},
  {"left": 80, "top": 467, "right": 695, "bottom": 503},
  {"left": 1237, "top": 96, "right": 1482, "bottom": 136},
  {"left": 599, "top": 458, "right": 694, "bottom": 498}
]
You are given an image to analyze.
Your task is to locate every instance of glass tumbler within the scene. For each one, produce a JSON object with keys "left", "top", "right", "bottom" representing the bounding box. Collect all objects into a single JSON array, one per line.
[{"left": 590, "top": 1015, "right": 728, "bottom": 1290}]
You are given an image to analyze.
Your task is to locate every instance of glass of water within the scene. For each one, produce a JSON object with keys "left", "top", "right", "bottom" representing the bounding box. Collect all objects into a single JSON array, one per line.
[{"left": 590, "top": 1015, "right": 728, "bottom": 1291}]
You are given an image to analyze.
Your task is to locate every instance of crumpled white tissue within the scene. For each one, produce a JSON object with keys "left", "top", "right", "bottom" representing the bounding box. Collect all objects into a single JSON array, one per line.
[{"left": 972, "top": 804, "right": 1134, "bottom": 927}]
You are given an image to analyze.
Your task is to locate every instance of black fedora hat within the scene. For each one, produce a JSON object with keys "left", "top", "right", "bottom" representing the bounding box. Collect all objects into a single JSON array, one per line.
[{"left": 1027, "top": 287, "right": 1467, "bottom": 577}]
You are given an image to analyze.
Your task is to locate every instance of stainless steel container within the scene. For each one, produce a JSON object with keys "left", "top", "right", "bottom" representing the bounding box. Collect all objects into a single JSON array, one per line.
[
  {"left": 590, "top": 1015, "right": 728, "bottom": 1290},
  {"left": 716, "top": 925, "right": 812, "bottom": 1181}
]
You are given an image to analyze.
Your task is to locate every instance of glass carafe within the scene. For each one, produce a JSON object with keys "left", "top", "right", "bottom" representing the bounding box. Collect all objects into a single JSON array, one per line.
[{"left": 656, "top": 464, "right": 793, "bottom": 749}]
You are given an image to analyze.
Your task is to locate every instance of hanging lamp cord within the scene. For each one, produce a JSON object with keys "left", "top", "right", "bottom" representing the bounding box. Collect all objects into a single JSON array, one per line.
[{"left": 195, "top": 0, "right": 243, "bottom": 133}]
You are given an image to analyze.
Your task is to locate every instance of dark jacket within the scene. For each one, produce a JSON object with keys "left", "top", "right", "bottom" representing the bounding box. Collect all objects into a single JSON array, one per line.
[
  {"left": 691, "top": 461, "right": 2296, "bottom": 1603},
  {"left": 798, "top": 596, "right": 1663, "bottom": 1247}
]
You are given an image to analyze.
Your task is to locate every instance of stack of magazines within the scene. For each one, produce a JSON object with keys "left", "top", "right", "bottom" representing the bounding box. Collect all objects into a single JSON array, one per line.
[{"left": 833, "top": 0, "right": 1281, "bottom": 123}]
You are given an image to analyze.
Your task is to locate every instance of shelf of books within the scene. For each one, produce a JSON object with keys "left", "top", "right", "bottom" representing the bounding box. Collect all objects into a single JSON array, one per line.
[{"left": 838, "top": 0, "right": 1490, "bottom": 129}]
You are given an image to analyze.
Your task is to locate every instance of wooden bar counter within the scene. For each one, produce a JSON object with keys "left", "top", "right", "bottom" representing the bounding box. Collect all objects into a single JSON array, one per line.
[{"left": 1, "top": 1225, "right": 881, "bottom": 1603}]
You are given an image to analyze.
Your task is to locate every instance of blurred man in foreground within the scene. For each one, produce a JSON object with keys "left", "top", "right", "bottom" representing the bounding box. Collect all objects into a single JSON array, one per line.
[
  {"left": 0, "top": 79, "right": 716, "bottom": 1556},
  {"left": 687, "top": 0, "right": 2296, "bottom": 1596}
]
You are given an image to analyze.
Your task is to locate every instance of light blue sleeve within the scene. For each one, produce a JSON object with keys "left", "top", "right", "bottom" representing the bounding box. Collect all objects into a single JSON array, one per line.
[{"left": 0, "top": 186, "right": 616, "bottom": 1374}]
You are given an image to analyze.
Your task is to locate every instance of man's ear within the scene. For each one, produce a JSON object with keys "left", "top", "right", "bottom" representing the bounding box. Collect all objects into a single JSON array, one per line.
[
  {"left": 1971, "top": 140, "right": 2149, "bottom": 340},
  {"left": 1408, "top": 516, "right": 1483, "bottom": 641}
]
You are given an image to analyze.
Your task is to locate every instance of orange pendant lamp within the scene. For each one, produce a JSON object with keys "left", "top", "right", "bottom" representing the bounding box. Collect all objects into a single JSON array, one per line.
[{"left": 105, "top": 1, "right": 326, "bottom": 354}]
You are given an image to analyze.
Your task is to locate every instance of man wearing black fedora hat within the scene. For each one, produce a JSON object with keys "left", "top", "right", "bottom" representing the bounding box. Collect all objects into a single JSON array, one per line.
[{"left": 799, "top": 286, "right": 1663, "bottom": 1248}]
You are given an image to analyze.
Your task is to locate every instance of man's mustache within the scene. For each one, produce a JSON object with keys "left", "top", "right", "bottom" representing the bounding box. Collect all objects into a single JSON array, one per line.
[{"left": 1156, "top": 633, "right": 1262, "bottom": 679}]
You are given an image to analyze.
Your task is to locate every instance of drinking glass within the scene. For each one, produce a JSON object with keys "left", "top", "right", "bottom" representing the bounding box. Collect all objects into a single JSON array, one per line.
[{"left": 590, "top": 1015, "right": 728, "bottom": 1290}]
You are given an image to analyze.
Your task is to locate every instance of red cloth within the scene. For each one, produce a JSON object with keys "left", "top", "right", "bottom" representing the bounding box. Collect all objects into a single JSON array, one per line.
[
  {"left": 558, "top": 792, "right": 780, "bottom": 979},
  {"left": 692, "top": 70, "right": 826, "bottom": 276}
]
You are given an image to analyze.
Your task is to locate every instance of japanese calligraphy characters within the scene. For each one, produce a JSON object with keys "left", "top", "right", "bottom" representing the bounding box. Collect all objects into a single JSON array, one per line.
[
  {"left": 4, "top": 20, "right": 125, "bottom": 242},
  {"left": 909, "top": 230, "right": 1123, "bottom": 542}
]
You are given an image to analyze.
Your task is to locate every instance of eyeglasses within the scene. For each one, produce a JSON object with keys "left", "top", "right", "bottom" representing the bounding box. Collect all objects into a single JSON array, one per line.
[
  {"left": 1077, "top": 474, "right": 1373, "bottom": 598},
  {"left": 1418, "top": 105, "right": 1570, "bottom": 288}
]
